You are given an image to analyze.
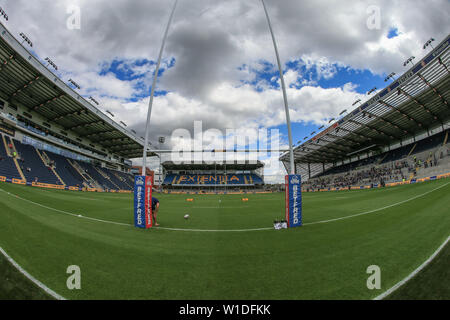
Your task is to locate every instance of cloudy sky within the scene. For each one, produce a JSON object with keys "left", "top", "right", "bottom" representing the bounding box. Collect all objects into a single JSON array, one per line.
[{"left": 1, "top": 0, "right": 449, "bottom": 181}]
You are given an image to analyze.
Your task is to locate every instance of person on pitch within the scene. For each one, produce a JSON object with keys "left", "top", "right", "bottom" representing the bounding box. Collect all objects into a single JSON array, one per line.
[{"left": 152, "top": 196, "right": 160, "bottom": 227}]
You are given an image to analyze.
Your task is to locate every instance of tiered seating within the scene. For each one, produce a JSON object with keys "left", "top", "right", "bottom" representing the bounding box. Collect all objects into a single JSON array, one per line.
[
  {"left": 413, "top": 131, "right": 446, "bottom": 155},
  {"left": 94, "top": 166, "right": 126, "bottom": 190},
  {"left": 305, "top": 130, "right": 449, "bottom": 189},
  {"left": 12, "top": 138, "right": 60, "bottom": 184},
  {"left": 45, "top": 151, "right": 85, "bottom": 187},
  {"left": 320, "top": 131, "right": 449, "bottom": 178},
  {"left": 102, "top": 167, "right": 133, "bottom": 190},
  {"left": 0, "top": 134, "right": 134, "bottom": 190},
  {"left": 416, "top": 154, "right": 450, "bottom": 179},
  {"left": 113, "top": 170, "right": 134, "bottom": 189},
  {"left": 164, "top": 174, "right": 264, "bottom": 186},
  {"left": 381, "top": 144, "right": 412, "bottom": 164},
  {"left": 251, "top": 175, "right": 264, "bottom": 185},
  {"left": 319, "top": 155, "right": 382, "bottom": 176},
  {"left": 77, "top": 161, "right": 125, "bottom": 190},
  {"left": 75, "top": 160, "right": 117, "bottom": 190},
  {"left": 0, "top": 135, "right": 22, "bottom": 180}
]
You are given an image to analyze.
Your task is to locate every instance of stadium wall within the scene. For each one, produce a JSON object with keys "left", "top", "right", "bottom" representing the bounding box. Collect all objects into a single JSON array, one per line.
[{"left": 0, "top": 177, "right": 132, "bottom": 193}]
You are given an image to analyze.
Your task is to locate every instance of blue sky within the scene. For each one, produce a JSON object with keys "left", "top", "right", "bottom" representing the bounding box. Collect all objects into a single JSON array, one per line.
[
  {"left": 93, "top": 19, "right": 404, "bottom": 150},
  {"left": 3, "top": 0, "right": 447, "bottom": 177},
  {"left": 98, "top": 58, "right": 177, "bottom": 102},
  {"left": 29, "top": 15, "right": 406, "bottom": 158},
  {"left": 387, "top": 27, "right": 400, "bottom": 39},
  {"left": 98, "top": 48, "right": 393, "bottom": 150}
]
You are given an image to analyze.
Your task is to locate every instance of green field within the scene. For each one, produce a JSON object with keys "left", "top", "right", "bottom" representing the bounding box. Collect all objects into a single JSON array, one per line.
[{"left": 0, "top": 179, "right": 449, "bottom": 300}]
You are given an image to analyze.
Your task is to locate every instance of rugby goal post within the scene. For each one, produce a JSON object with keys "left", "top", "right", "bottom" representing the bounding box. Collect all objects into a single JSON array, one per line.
[
  {"left": 285, "top": 175, "right": 303, "bottom": 228},
  {"left": 134, "top": 173, "right": 154, "bottom": 229}
]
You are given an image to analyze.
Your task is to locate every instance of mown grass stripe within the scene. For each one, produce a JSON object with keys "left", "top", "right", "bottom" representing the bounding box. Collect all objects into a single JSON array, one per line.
[
  {"left": 0, "top": 247, "right": 66, "bottom": 300},
  {"left": 374, "top": 236, "right": 450, "bottom": 300},
  {"left": 0, "top": 182, "right": 448, "bottom": 232}
]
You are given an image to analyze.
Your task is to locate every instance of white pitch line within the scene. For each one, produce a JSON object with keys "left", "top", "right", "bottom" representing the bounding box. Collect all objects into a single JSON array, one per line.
[
  {"left": 303, "top": 182, "right": 449, "bottom": 226},
  {"left": 193, "top": 206, "right": 250, "bottom": 209},
  {"left": 155, "top": 226, "right": 272, "bottom": 232},
  {"left": 0, "top": 183, "right": 448, "bottom": 301},
  {"left": 70, "top": 197, "right": 102, "bottom": 201},
  {"left": 373, "top": 236, "right": 450, "bottom": 300},
  {"left": 0, "top": 190, "right": 269, "bottom": 232},
  {"left": 0, "top": 189, "right": 132, "bottom": 227},
  {"left": 0, "top": 181, "right": 448, "bottom": 232},
  {"left": 0, "top": 246, "right": 66, "bottom": 300}
]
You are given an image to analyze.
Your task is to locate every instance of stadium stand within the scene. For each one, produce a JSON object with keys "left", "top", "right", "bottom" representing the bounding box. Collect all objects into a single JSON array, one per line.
[
  {"left": 94, "top": 166, "right": 123, "bottom": 190},
  {"left": 11, "top": 137, "right": 61, "bottom": 185},
  {"left": 75, "top": 160, "right": 122, "bottom": 191},
  {"left": 103, "top": 167, "right": 133, "bottom": 190},
  {"left": 0, "top": 134, "right": 22, "bottom": 180},
  {"left": 318, "top": 131, "right": 448, "bottom": 177},
  {"left": 44, "top": 150, "right": 85, "bottom": 187},
  {"left": 164, "top": 174, "right": 264, "bottom": 186},
  {"left": 281, "top": 34, "right": 450, "bottom": 188},
  {"left": 0, "top": 22, "right": 147, "bottom": 193},
  {"left": 112, "top": 170, "right": 135, "bottom": 189},
  {"left": 162, "top": 161, "right": 265, "bottom": 193},
  {"left": 0, "top": 133, "right": 135, "bottom": 190},
  {"left": 303, "top": 130, "right": 449, "bottom": 190},
  {"left": 1, "top": 128, "right": 139, "bottom": 191}
]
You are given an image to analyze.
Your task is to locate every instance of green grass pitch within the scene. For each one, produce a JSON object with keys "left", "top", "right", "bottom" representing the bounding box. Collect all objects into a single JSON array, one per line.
[{"left": 0, "top": 179, "right": 449, "bottom": 300}]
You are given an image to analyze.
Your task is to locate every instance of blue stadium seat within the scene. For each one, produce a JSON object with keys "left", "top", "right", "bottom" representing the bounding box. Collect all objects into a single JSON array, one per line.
[
  {"left": 75, "top": 161, "right": 119, "bottom": 190},
  {"left": 113, "top": 170, "right": 134, "bottom": 189},
  {"left": 0, "top": 135, "right": 22, "bottom": 180},
  {"left": 101, "top": 167, "right": 133, "bottom": 190},
  {"left": 0, "top": 135, "right": 136, "bottom": 190},
  {"left": 45, "top": 151, "right": 85, "bottom": 187},
  {"left": 77, "top": 161, "right": 132, "bottom": 190},
  {"left": 163, "top": 174, "right": 264, "bottom": 186},
  {"left": 12, "top": 138, "right": 60, "bottom": 185}
]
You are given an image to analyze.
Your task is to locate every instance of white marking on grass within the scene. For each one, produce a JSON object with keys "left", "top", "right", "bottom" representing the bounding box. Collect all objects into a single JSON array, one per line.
[
  {"left": 71, "top": 197, "right": 101, "bottom": 201},
  {"left": 155, "top": 226, "right": 272, "bottom": 232},
  {"left": 0, "top": 181, "right": 448, "bottom": 232},
  {"left": 0, "top": 189, "right": 132, "bottom": 227},
  {"left": 0, "top": 183, "right": 448, "bottom": 300},
  {"left": 193, "top": 206, "right": 250, "bottom": 209},
  {"left": 304, "top": 182, "right": 449, "bottom": 226},
  {"left": 0, "top": 246, "right": 66, "bottom": 300},
  {"left": 373, "top": 236, "right": 450, "bottom": 300}
]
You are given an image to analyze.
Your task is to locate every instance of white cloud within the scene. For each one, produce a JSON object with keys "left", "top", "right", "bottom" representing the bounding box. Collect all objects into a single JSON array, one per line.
[{"left": 1, "top": 0, "right": 448, "bottom": 181}]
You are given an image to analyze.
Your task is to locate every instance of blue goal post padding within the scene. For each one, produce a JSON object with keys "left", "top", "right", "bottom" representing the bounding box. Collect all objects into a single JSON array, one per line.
[
  {"left": 285, "top": 175, "right": 302, "bottom": 228},
  {"left": 134, "top": 175, "right": 153, "bottom": 229}
]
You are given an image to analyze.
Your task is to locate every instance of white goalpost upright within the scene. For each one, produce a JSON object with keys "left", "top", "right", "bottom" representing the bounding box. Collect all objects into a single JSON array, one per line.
[
  {"left": 134, "top": 0, "right": 178, "bottom": 229},
  {"left": 140, "top": 0, "right": 295, "bottom": 176},
  {"left": 261, "top": 0, "right": 295, "bottom": 175},
  {"left": 136, "top": 0, "right": 301, "bottom": 229},
  {"left": 141, "top": 0, "right": 179, "bottom": 176},
  {"left": 261, "top": 0, "right": 302, "bottom": 228}
]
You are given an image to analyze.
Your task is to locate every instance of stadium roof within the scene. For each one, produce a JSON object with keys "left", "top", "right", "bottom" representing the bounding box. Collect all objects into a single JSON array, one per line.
[
  {"left": 281, "top": 34, "right": 450, "bottom": 171},
  {"left": 162, "top": 161, "right": 265, "bottom": 171},
  {"left": 0, "top": 22, "right": 152, "bottom": 159}
]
